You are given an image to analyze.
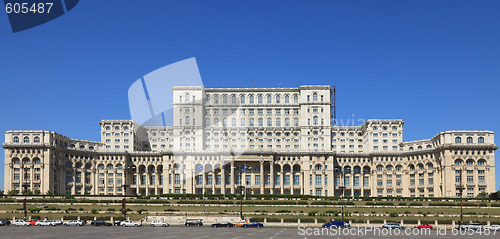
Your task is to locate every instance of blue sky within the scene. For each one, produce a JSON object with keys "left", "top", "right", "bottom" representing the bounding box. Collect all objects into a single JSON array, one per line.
[{"left": 0, "top": 1, "right": 499, "bottom": 190}]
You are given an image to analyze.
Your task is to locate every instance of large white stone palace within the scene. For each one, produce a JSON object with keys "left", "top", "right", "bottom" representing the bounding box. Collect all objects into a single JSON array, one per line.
[{"left": 2, "top": 85, "right": 497, "bottom": 197}]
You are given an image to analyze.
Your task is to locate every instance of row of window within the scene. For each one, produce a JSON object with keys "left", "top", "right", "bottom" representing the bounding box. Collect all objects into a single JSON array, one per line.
[
  {"left": 204, "top": 93, "right": 301, "bottom": 105},
  {"left": 13, "top": 136, "right": 40, "bottom": 143},
  {"left": 455, "top": 136, "right": 485, "bottom": 144}
]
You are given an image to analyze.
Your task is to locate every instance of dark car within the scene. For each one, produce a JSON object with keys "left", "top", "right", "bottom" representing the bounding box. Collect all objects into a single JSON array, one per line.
[
  {"left": 114, "top": 221, "right": 122, "bottom": 226},
  {"left": 323, "top": 221, "right": 350, "bottom": 228},
  {"left": 211, "top": 222, "right": 234, "bottom": 228},
  {"left": 184, "top": 219, "right": 203, "bottom": 227},
  {"left": 242, "top": 222, "right": 264, "bottom": 228},
  {"left": 0, "top": 219, "right": 11, "bottom": 226},
  {"left": 91, "top": 220, "right": 112, "bottom": 226}
]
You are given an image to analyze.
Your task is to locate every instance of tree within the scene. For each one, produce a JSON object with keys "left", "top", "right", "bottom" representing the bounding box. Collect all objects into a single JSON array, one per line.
[
  {"left": 7, "top": 190, "right": 18, "bottom": 196},
  {"left": 34, "top": 189, "right": 41, "bottom": 195},
  {"left": 477, "top": 191, "right": 488, "bottom": 199},
  {"left": 46, "top": 190, "right": 54, "bottom": 197}
]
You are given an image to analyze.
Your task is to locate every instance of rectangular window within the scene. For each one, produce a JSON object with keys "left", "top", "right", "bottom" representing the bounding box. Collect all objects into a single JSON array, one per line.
[
  {"left": 363, "top": 177, "right": 369, "bottom": 187},
  {"left": 428, "top": 178, "right": 433, "bottom": 185},
  {"left": 174, "top": 174, "right": 180, "bottom": 184},
  {"left": 315, "top": 175, "right": 321, "bottom": 185},
  {"left": 274, "top": 175, "right": 280, "bottom": 186},
  {"left": 344, "top": 176, "right": 350, "bottom": 187},
  {"left": 255, "top": 175, "right": 261, "bottom": 185},
  {"left": 207, "top": 175, "right": 213, "bottom": 185},
  {"left": 377, "top": 179, "right": 383, "bottom": 186},
  {"left": 478, "top": 176, "right": 485, "bottom": 183},
  {"left": 245, "top": 175, "right": 251, "bottom": 185},
  {"left": 284, "top": 175, "right": 290, "bottom": 185},
  {"left": 265, "top": 175, "right": 270, "bottom": 185},
  {"left": 294, "top": 175, "right": 299, "bottom": 185},
  {"left": 216, "top": 175, "right": 221, "bottom": 185}
]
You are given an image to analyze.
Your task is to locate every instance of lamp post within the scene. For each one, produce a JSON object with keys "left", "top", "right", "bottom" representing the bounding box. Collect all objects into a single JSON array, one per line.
[
  {"left": 458, "top": 166, "right": 465, "bottom": 225},
  {"left": 339, "top": 185, "right": 346, "bottom": 222},
  {"left": 122, "top": 165, "right": 136, "bottom": 219},
  {"left": 21, "top": 162, "right": 29, "bottom": 220}
]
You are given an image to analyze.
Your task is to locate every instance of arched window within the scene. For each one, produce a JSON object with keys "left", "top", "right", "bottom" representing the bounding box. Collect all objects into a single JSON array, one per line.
[
  {"left": 65, "top": 162, "right": 72, "bottom": 168},
  {"left": 276, "top": 95, "right": 280, "bottom": 104},
  {"left": 114, "top": 126, "right": 120, "bottom": 131},
  {"left": 315, "top": 164, "right": 322, "bottom": 170},
  {"left": 284, "top": 95, "right": 289, "bottom": 103},
  {"left": 478, "top": 137, "right": 484, "bottom": 144},
  {"left": 222, "top": 95, "right": 228, "bottom": 104},
  {"left": 105, "top": 126, "right": 111, "bottom": 130},
  {"left": 455, "top": 137, "right": 462, "bottom": 144},
  {"left": 426, "top": 145, "right": 432, "bottom": 149},
  {"left": 466, "top": 159, "right": 474, "bottom": 166},
  {"left": 409, "top": 164, "right": 415, "bottom": 170},
  {"left": 223, "top": 118, "right": 228, "bottom": 127},
  {"left": 107, "top": 164, "right": 113, "bottom": 170},
  {"left": 418, "top": 146, "right": 423, "bottom": 150},
  {"left": 377, "top": 165, "right": 383, "bottom": 171},
  {"left": 258, "top": 95, "right": 263, "bottom": 104},
  {"left": 34, "top": 158, "right": 41, "bottom": 164},
  {"left": 313, "top": 116, "right": 318, "bottom": 125},
  {"left": 98, "top": 164, "right": 104, "bottom": 170},
  {"left": 427, "top": 163, "right": 433, "bottom": 169},
  {"left": 249, "top": 95, "right": 254, "bottom": 104},
  {"left": 231, "top": 95, "right": 236, "bottom": 104},
  {"left": 75, "top": 162, "right": 82, "bottom": 168},
  {"left": 409, "top": 147, "right": 414, "bottom": 151},
  {"left": 116, "top": 164, "right": 123, "bottom": 169},
  {"left": 276, "top": 118, "right": 281, "bottom": 127},
  {"left": 478, "top": 159, "right": 486, "bottom": 166},
  {"left": 185, "top": 116, "right": 190, "bottom": 125},
  {"left": 205, "top": 118, "right": 210, "bottom": 126},
  {"left": 214, "top": 95, "right": 219, "bottom": 104},
  {"left": 258, "top": 118, "right": 263, "bottom": 127},
  {"left": 185, "top": 93, "right": 190, "bottom": 102},
  {"left": 285, "top": 118, "right": 290, "bottom": 127},
  {"left": 232, "top": 118, "right": 237, "bottom": 127},
  {"left": 386, "top": 165, "right": 393, "bottom": 171},
  {"left": 240, "top": 118, "right": 246, "bottom": 127},
  {"left": 294, "top": 118, "right": 299, "bottom": 127},
  {"left": 454, "top": 159, "right": 462, "bottom": 166},
  {"left": 13, "top": 136, "right": 19, "bottom": 143},
  {"left": 396, "top": 165, "right": 402, "bottom": 171},
  {"left": 23, "top": 136, "right": 30, "bottom": 143},
  {"left": 214, "top": 118, "right": 219, "bottom": 127},
  {"left": 34, "top": 136, "right": 40, "bottom": 143},
  {"left": 79, "top": 145, "right": 85, "bottom": 149},
  {"left": 249, "top": 118, "right": 254, "bottom": 126},
  {"left": 266, "top": 95, "right": 271, "bottom": 104},
  {"left": 85, "top": 163, "right": 91, "bottom": 169},
  {"left": 313, "top": 92, "right": 318, "bottom": 101},
  {"left": 267, "top": 118, "right": 272, "bottom": 126},
  {"left": 418, "top": 164, "right": 424, "bottom": 170},
  {"left": 205, "top": 95, "right": 210, "bottom": 103},
  {"left": 466, "top": 137, "right": 473, "bottom": 144},
  {"left": 240, "top": 95, "right": 245, "bottom": 104},
  {"left": 13, "top": 158, "right": 20, "bottom": 164}
]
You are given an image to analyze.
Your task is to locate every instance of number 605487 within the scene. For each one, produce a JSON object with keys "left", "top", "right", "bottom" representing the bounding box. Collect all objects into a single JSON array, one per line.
[{"left": 5, "top": 2, "right": 53, "bottom": 14}]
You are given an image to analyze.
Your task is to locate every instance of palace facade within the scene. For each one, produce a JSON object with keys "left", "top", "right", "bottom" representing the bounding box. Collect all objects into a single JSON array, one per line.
[{"left": 2, "top": 85, "right": 497, "bottom": 197}]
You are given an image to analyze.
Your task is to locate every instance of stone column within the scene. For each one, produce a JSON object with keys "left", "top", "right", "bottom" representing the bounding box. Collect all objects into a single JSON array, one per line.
[
  {"left": 260, "top": 161, "right": 264, "bottom": 194},
  {"left": 230, "top": 161, "right": 235, "bottom": 194},
  {"left": 270, "top": 162, "right": 274, "bottom": 194},
  {"left": 222, "top": 163, "right": 226, "bottom": 196}
]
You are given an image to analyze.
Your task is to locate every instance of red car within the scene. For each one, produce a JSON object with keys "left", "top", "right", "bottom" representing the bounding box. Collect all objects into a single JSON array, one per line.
[
  {"left": 415, "top": 224, "right": 433, "bottom": 229},
  {"left": 29, "top": 219, "right": 39, "bottom": 225}
]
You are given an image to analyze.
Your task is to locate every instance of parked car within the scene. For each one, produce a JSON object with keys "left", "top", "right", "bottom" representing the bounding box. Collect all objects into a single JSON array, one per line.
[
  {"left": 242, "top": 222, "right": 264, "bottom": 228},
  {"left": 150, "top": 220, "right": 169, "bottom": 227},
  {"left": 184, "top": 219, "right": 203, "bottom": 227},
  {"left": 211, "top": 222, "right": 234, "bottom": 228},
  {"left": 456, "top": 223, "right": 482, "bottom": 230},
  {"left": 121, "top": 220, "right": 141, "bottom": 227},
  {"left": 29, "top": 219, "right": 39, "bottom": 225},
  {"left": 0, "top": 221, "right": 3, "bottom": 226},
  {"left": 234, "top": 220, "right": 249, "bottom": 227},
  {"left": 485, "top": 225, "right": 500, "bottom": 230},
  {"left": 114, "top": 221, "right": 122, "bottom": 226},
  {"left": 382, "top": 222, "right": 404, "bottom": 229},
  {"left": 91, "top": 220, "right": 112, "bottom": 226},
  {"left": 13, "top": 219, "right": 31, "bottom": 226},
  {"left": 0, "top": 219, "right": 11, "bottom": 225},
  {"left": 50, "top": 219, "right": 63, "bottom": 225},
  {"left": 415, "top": 224, "right": 433, "bottom": 229},
  {"left": 64, "top": 220, "right": 84, "bottom": 226},
  {"left": 322, "top": 221, "right": 350, "bottom": 228},
  {"left": 35, "top": 220, "right": 56, "bottom": 226}
]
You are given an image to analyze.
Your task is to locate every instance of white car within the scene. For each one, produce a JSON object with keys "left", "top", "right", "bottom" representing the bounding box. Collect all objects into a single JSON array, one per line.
[
  {"left": 13, "top": 220, "right": 31, "bottom": 226},
  {"left": 51, "top": 220, "right": 63, "bottom": 225},
  {"left": 64, "top": 220, "right": 84, "bottom": 226},
  {"left": 35, "top": 220, "right": 56, "bottom": 226},
  {"left": 485, "top": 225, "right": 500, "bottom": 230},
  {"left": 121, "top": 220, "right": 141, "bottom": 227},
  {"left": 150, "top": 221, "right": 169, "bottom": 227}
]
